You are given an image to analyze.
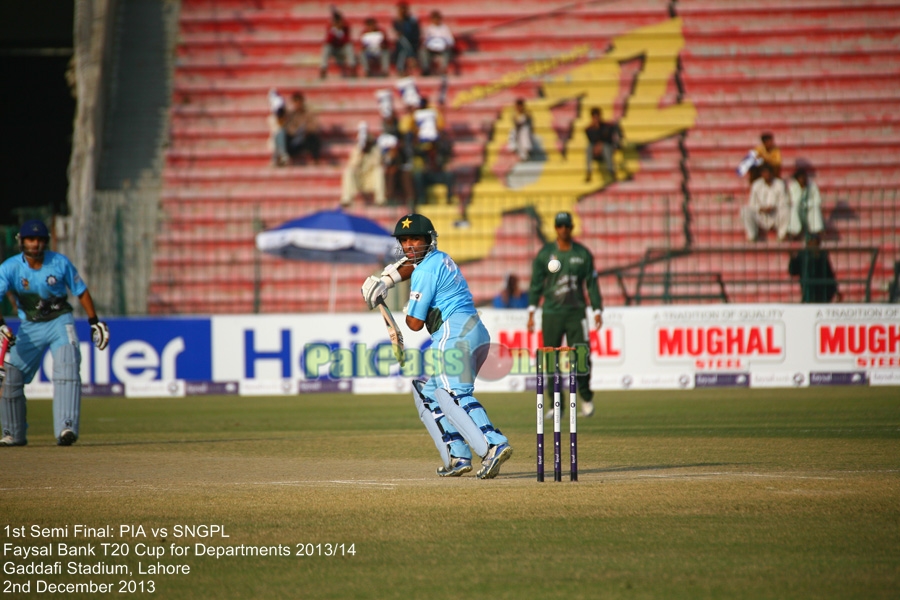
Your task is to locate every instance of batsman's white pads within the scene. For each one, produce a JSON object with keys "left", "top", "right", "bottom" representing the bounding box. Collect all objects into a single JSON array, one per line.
[
  {"left": 0, "top": 324, "right": 15, "bottom": 348},
  {"left": 361, "top": 276, "right": 388, "bottom": 310},
  {"left": 52, "top": 344, "right": 81, "bottom": 441},
  {"left": 412, "top": 380, "right": 450, "bottom": 469},
  {"left": 0, "top": 363, "right": 27, "bottom": 445},
  {"left": 434, "top": 388, "right": 489, "bottom": 458},
  {"left": 91, "top": 320, "right": 110, "bottom": 350}
]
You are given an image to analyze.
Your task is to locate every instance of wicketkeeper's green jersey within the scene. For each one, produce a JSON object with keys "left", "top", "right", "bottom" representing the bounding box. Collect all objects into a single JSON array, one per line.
[{"left": 528, "top": 241, "right": 603, "bottom": 314}]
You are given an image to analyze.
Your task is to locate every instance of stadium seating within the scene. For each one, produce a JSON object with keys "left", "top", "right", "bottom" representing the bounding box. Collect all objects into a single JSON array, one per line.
[{"left": 153, "top": 0, "right": 900, "bottom": 313}]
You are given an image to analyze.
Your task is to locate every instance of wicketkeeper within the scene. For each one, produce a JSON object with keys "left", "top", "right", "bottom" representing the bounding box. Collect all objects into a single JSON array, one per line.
[{"left": 0, "top": 220, "right": 110, "bottom": 446}]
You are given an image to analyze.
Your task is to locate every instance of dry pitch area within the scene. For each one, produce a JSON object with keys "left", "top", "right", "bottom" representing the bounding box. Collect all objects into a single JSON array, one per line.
[{"left": 1, "top": 387, "right": 898, "bottom": 599}]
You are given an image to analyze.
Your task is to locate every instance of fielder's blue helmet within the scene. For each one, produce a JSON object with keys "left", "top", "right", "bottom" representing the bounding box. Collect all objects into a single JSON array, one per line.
[{"left": 19, "top": 219, "right": 50, "bottom": 239}]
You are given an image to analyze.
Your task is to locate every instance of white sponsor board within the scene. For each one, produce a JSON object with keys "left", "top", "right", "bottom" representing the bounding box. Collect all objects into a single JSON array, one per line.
[
  {"left": 23, "top": 304, "right": 900, "bottom": 397},
  {"left": 207, "top": 304, "right": 898, "bottom": 392}
]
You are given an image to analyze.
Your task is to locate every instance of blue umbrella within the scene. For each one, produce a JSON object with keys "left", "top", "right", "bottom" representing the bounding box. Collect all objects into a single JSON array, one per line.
[{"left": 255, "top": 208, "right": 398, "bottom": 311}]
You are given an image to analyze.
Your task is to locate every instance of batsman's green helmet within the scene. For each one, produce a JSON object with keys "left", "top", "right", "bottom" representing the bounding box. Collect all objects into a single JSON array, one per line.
[{"left": 393, "top": 214, "right": 436, "bottom": 239}]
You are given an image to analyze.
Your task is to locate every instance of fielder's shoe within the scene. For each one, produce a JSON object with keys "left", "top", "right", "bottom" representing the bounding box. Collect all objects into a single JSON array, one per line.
[
  {"left": 436, "top": 456, "right": 473, "bottom": 477},
  {"left": 0, "top": 435, "right": 26, "bottom": 447},
  {"left": 476, "top": 443, "right": 513, "bottom": 480},
  {"left": 580, "top": 400, "right": 595, "bottom": 417},
  {"left": 57, "top": 429, "right": 77, "bottom": 446}
]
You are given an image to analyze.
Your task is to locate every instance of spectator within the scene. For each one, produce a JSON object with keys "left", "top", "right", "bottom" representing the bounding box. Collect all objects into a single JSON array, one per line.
[
  {"left": 419, "top": 10, "right": 454, "bottom": 76},
  {"left": 787, "top": 167, "right": 824, "bottom": 239},
  {"left": 506, "top": 98, "right": 536, "bottom": 161},
  {"left": 341, "top": 123, "right": 386, "bottom": 206},
  {"left": 379, "top": 133, "right": 414, "bottom": 208},
  {"left": 409, "top": 97, "right": 454, "bottom": 206},
  {"left": 320, "top": 8, "right": 355, "bottom": 79},
  {"left": 788, "top": 234, "right": 838, "bottom": 303},
  {"left": 266, "top": 88, "right": 286, "bottom": 157},
  {"left": 376, "top": 89, "right": 401, "bottom": 138},
  {"left": 748, "top": 132, "right": 782, "bottom": 183},
  {"left": 741, "top": 163, "right": 789, "bottom": 241},
  {"left": 392, "top": 1, "right": 421, "bottom": 76},
  {"left": 584, "top": 107, "right": 621, "bottom": 183},
  {"left": 272, "top": 92, "right": 321, "bottom": 166},
  {"left": 493, "top": 273, "right": 529, "bottom": 309},
  {"left": 397, "top": 78, "right": 423, "bottom": 165},
  {"left": 359, "top": 17, "right": 390, "bottom": 77}
]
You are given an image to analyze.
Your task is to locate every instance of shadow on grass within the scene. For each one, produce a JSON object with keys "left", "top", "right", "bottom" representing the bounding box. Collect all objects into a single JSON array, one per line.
[
  {"left": 500, "top": 462, "right": 740, "bottom": 480},
  {"left": 41, "top": 436, "right": 302, "bottom": 447}
]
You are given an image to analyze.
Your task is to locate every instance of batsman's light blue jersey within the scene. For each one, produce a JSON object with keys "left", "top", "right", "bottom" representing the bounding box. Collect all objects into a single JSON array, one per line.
[
  {"left": 0, "top": 251, "right": 87, "bottom": 322},
  {"left": 407, "top": 250, "right": 477, "bottom": 332},
  {"left": 408, "top": 249, "right": 508, "bottom": 457},
  {"left": 0, "top": 251, "right": 87, "bottom": 382}
]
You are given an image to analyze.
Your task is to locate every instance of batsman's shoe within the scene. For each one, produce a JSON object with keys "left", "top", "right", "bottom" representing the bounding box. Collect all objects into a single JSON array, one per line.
[
  {"left": 476, "top": 443, "right": 513, "bottom": 480},
  {"left": 436, "top": 456, "right": 473, "bottom": 477},
  {"left": 57, "top": 429, "right": 78, "bottom": 446},
  {"left": 580, "top": 400, "right": 595, "bottom": 417},
  {"left": 0, "top": 435, "right": 26, "bottom": 447}
]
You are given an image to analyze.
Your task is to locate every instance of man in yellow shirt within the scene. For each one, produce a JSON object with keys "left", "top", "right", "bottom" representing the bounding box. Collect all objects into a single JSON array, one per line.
[{"left": 748, "top": 131, "right": 781, "bottom": 184}]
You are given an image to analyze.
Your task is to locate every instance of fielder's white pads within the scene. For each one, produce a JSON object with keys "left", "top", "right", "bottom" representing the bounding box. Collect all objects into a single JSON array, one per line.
[
  {"left": 361, "top": 275, "right": 388, "bottom": 310},
  {"left": 91, "top": 321, "right": 110, "bottom": 350},
  {"left": 434, "top": 388, "right": 489, "bottom": 458},
  {"left": 412, "top": 380, "right": 450, "bottom": 469}
]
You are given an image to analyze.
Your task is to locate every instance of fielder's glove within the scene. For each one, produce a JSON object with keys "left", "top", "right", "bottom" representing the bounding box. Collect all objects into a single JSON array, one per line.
[
  {"left": 89, "top": 318, "right": 110, "bottom": 351},
  {"left": 361, "top": 257, "right": 409, "bottom": 310},
  {"left": 0, "top": 323, "right": 15, "bottom": 349}
]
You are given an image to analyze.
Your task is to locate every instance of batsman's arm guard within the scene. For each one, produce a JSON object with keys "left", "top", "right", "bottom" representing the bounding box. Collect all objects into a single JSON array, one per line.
[{"left": 362, "top": 257, "right": 409, "bottom": 310}]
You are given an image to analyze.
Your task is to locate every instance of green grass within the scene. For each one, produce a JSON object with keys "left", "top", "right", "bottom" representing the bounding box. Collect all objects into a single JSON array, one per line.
[{"left": 2, "top": 387, "right": 898, "bottom": 599}]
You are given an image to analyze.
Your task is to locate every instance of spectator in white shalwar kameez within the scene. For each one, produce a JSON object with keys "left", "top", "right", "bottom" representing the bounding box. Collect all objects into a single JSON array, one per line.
[
  {"left": 787, "top": 168, "right": 824, "bottom": 239},
  {"left": 341, "top": 123, "right": 386, "bottom": 206},
  {"left": 741, "top": 163, "right": 789, "bottom": 242}
]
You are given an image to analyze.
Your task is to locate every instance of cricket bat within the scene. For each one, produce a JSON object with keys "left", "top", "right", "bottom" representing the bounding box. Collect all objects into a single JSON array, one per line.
[{"left": 375, "top": 297, "right": 405, "bottom": 367}]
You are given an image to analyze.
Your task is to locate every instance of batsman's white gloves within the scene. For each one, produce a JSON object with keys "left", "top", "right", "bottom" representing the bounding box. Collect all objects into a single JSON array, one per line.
[
  {"left": 0, "top": 323, "right": 15, "bottom": 348},
  {"left": 89, "top": 318, "right": 110, "bottom": 351},
  {"left": 361, "top": 257, "right": 409, "bottom": 310},
  {"left": 361, "top": 276, "right": 388, "bottom": 310}
]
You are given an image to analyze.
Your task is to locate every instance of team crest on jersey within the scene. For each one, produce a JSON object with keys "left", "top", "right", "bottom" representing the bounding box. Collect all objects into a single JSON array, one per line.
[
  {"left": 46, "top": 275, "right": 58, "bottom": 286},
  {"left": 410, "top": 291, "right": 422, "bottom": 301},
  {"left": 20, "top": 278, "right": 29, "bottom": 290}
]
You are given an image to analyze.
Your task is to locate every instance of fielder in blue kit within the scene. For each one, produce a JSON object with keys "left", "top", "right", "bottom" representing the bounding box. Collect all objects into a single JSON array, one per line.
[
  {"left": 362, "top": 214, "right": 512, "bottom": 479},
  {"left": 0, "top": 220, "right": 110, "bottom": 447}
]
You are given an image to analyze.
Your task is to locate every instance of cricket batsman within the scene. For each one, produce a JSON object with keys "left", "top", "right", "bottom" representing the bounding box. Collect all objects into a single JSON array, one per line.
[
  {"left": 361, "top": 214, "right": 513, "bottom": 479},
  {"left": 0, "top": 219, "right": 110, "bottom": 446}
]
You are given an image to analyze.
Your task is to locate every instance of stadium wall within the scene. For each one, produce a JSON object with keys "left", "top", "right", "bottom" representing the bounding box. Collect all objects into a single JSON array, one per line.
[{"left": 16, "top": 305, "right": 900, "bottom": 398}]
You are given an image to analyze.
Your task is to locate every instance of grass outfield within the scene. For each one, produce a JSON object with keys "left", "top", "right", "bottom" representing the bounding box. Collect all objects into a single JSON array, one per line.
[{"left": 2, "top": 387, "right": 898, "bottom": 599}]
